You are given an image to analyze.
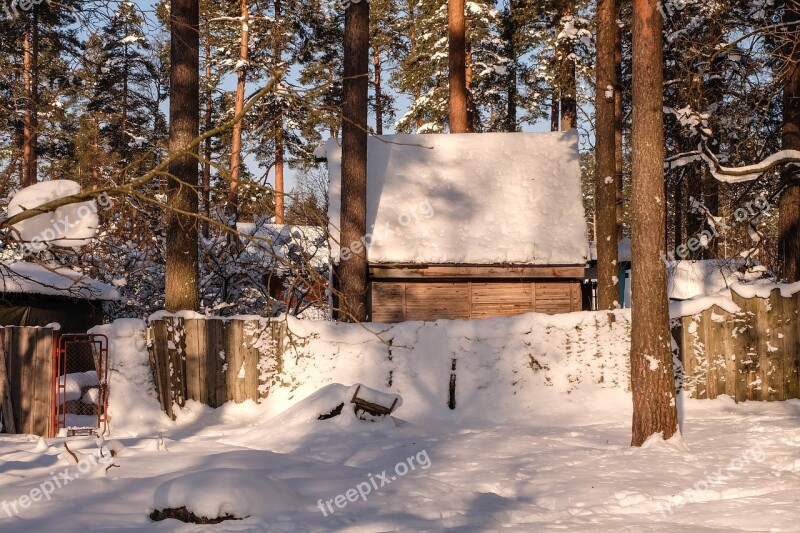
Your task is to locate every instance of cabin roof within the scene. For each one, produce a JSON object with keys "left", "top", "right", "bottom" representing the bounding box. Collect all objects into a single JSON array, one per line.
[
  {"left": 324, "top": 132, "right": 589, "bottom": 266},
  {"left": 0, "top": 262, "right": 120, "bottom": 301}
]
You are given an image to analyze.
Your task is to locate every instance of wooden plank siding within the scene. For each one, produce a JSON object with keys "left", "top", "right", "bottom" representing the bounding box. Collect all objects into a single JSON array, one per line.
[
  {"left": 371, "top": 280, "right": 582, "bottom": 323},
  {"left": 370, "top": 265, "right": 585, "bottom": 280}
]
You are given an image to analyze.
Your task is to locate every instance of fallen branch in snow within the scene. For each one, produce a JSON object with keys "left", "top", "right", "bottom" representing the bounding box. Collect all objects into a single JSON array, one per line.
[{"left": 63, "top": 442, "right": 79, "bottom": 465}]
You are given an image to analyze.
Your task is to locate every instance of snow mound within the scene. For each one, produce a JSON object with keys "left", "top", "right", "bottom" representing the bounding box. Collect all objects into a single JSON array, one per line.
[
  {"left": 8, "top": 180, "right": 99, "bottom": 248},
  {"left": 152, "top": 468, "right": 301, "bottom": 519},
  {"left": 268, "top": 383, "right": 402, "bottom": 426},
  {"left": 89, "top": 319, "right": 170, "bottom": 434},
  {"left": 60, "top": 371, "right": 99, "bottom": 402}
]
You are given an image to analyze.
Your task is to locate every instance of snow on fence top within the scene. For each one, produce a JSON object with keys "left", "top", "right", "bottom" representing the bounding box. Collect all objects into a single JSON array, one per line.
[
  {"left": 324, "top": 132, "right": 590, "bottom": 265},
  {"left": 0, "top": 261, "right": 120, "bottom": 300}
]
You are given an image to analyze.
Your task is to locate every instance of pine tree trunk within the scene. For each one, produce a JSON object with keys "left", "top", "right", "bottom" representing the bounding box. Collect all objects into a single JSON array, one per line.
[
  {"left": 448, "top": 0, "right": 469, "bottom": 133},
  {"left": 673, "top": 175, "right": 683, "bottom": 251},
  {"left": 122, "top": 41, "right": 129, "bottom": 166},
  {"left": 374, "top": 48, "right": 383, "bottom": 135},
  {"left": 780, "top": 4, "right": 800, "bottom": 282},
  {"left": 275, "top": 120, "right": 285, "bottom": 224},
  {"left": 407, "top": 0, "right": 423, "bottom": 131},
  {"left": 504, "top": 1, "right": 517, "bottom": 132},
  {"left": 559, "top": 2, "right": 577, "bottom": 131},
  {"left": 228, "top": 0, "right": 249, "bottom": 226},
  {"left": 614, "top": 0, "right": 624, "bottom": 241},
  {"left": 274, "top": 0, "right": 285, "bottom": 224},
  {"left": 630, "top": 0, "right": 678, "bottom": 447},
  {"left": 595, "top": 0, "right": 619, "bottom": 310},
  {"left": 685, "top": 163, "right": 702, "bottom": 259},
  {"left": 202, "top": 19, "right": 212, "bottom": 239},
  {"left": 339, "top": 0, "right": 369, "bottom": 322},
  {"left": 466, "top": 40, "right": 475, "bottom": 130},
  {"left": 550, "top": 94, "right": 559, "bottom": 132},
  {"left": 22, "top": 18, "right": 38, "bottom": 188},
  {"left": 166, "top": 0, "right": 200, "bottom": 312}
]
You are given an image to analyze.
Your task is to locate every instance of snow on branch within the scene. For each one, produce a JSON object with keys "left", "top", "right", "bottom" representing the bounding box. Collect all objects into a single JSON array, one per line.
[{"left": 698, "top": 142, "right": 800, "bottom": 184}]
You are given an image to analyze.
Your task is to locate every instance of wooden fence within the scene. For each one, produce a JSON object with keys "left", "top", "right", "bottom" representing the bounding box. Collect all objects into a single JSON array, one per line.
[
  {"left": 149, "top": 318, "right": 286, "bottom": 418},
  {"left": 673, "top": 288, "right": 800, "bottom": 401},
  {"left": 0, "top": 327, "right": 53, "bottom": 436}
]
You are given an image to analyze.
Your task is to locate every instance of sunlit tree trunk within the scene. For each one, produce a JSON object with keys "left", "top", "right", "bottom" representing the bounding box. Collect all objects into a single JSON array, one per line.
[
  {"left": 630, "top": 0, "right": 678, "bottom": 447},
  {"left": 559, "top": 1, "right": 577, "bottom": 131},
  {"left": 274, "top": 0, "right": 285, "bottom": 224},
  {"left": 373, "top": 48, "right": 383, "bottom": 135},
  {"left": 595, "top": 0, "right": 620, "bottom": 310},
  {"left": 448, "top": 0, "right": 469, "bottom": 133},
  {"left": 339, "top": 0, "right": 369, "bottom": 322},
  {"left": 228, "top": 0, "right": 250, "bottom": 226},
  {"left": 780, "top": 4, "right": 800, "bottom": 282},
  {"left": 22, "top": 17, "right": 39, "bottom": 187},
  {"left": 166, "top": 0, "right": 200, "bottom": 312},
  {"left": 202, "top": 18, "right": 212, "bottom": 239}
]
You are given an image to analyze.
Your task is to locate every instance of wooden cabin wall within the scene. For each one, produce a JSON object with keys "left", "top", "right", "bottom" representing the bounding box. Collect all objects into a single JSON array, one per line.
[{"left": 370, "top": 281, "right": 582, "bottom": 323}]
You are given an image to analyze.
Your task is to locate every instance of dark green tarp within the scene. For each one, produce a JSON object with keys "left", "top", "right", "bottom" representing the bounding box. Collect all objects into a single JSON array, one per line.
[{"left": 0, "top": 296, "right": 106, "bottom": 333}]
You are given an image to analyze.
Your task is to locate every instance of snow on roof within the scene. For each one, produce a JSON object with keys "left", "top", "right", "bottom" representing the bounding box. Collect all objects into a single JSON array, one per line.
[
  {"left": 0, "top": 262, "right": 120, "bottom": 301},
  {"left": 325, "top": 132, "right": 590, "bottom": 265}
]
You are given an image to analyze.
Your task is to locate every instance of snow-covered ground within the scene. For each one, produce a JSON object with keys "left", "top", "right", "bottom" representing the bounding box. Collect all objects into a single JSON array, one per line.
[{"left": 0, "top": 313, "right": 798, "bottom": 531}]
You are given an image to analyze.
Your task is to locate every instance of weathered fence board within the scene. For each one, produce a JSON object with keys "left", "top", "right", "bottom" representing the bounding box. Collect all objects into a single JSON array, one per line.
[
  {"left": 673, "top": 288, "right": 800, "bottom": 401},
  {"left": 149, "top": 318, "right": 286, "bottom": 416},
  {"left": 0, "top": 327, "right": 53, "bottom": 436}
]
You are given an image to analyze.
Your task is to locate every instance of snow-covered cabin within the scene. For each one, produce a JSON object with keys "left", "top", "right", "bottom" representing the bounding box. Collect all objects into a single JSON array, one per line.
[
  {"left": 0, "top": 262, "right": 120, "bottom": 333},
  {"left": 322, "top": 132, "right": 590, "bottom": 322}
]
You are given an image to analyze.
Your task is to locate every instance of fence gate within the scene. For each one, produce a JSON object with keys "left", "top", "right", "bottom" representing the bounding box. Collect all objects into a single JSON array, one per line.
[{"left": 52, "top": 334, "right": 109, "bottom": 437}]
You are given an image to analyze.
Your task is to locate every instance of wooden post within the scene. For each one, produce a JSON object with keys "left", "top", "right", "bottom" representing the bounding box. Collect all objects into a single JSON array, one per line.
[{"left": 0, "top": 329, "right": 15, "bottom": 434}]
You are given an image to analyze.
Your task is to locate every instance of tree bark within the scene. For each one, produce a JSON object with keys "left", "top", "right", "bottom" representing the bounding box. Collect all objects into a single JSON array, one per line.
[
  {"left": 550, "top": 94, "right": 559, "bottom": 132},
  {"left": 22, "top": 17, "right": 38, "bottom": 188},
  {"left": 504, "top": 1, "right": 517, "bottom": 132},
  {"left": 630, "top": 0, "right": 678, "bottom": 446},
  {"left": 202, "top": 18, "right": 212, "bottom": 239},
  {"left": 448, "top": 0, "right": 469, "bottom": 133},
  {"left": 673, "top": 175, "right": 683, "bottom": 252},
  {"left": 339, "top": 0, "right": 369, "bottom": 322},
  {"left": 614, "top": 1, "right": 624, "bottom": 241},
  {"left": 595, "top": 0, "right": 619, "bottom": 310},
  {"left": 373, "top": 48, "right": 383, "bottom": 135},
  {"left": 275, "top": 120, "right": 285, "bottom": 224},
  {"left": 166, "top": 0, "right": 200, "bottom": 312},
  {"left": 274, "top": 0, "right": 285, "bottom": 224},
  {"left": 780, "top": 5, "right": 800, "bottom": 282},
  {"left": 685, "top": 163, "right": 702, "bottom": 259},
  {"left": 559, "top": 2, "right": 577, "bottom": 131},
  {"left": 228, "top": 0, "right": 250, "bottom": 226}
]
